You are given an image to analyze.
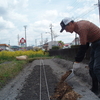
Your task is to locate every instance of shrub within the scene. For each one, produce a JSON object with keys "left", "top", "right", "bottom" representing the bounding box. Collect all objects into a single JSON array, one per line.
[
  {"left": 0, "top": 50, "right": 49, "bottom": 61},
  {"left": 52, "top": 46, "right": 60, "bottom": 50}
]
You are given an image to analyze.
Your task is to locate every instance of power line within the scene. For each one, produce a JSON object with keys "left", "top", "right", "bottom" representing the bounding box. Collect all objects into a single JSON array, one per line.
[
  {"left": 67, "top": 0, "right": 98, "bottom": 20},
  {"left": 71, "top": 0, "right": 97, "bottom": 10},
  {"left": 74, "top": 5, "right": 98, "bottom": 20},
  {"left": 71, "top": 1, "right": 82, "bottom": 10}
]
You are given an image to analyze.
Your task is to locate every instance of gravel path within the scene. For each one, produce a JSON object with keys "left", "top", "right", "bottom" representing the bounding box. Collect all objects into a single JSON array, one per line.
[{"left": 0, "top": 59, "right": 100, "bottom": 100}]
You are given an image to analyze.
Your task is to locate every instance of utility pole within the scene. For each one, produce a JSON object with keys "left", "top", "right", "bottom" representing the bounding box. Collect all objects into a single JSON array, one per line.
[
  {"left": 18, "top": 34, "right": 19, "bottom": 45},
  {"left": 35, "top": 39, "right": 37, "bottom": 46},
  {"left": 75, "top": 33, "right": 77, "bottom": 45},
  {"left": 24, "top": 25, "right": 27, "bottom": 47},
  {"left": 9, "top": 40, "right": 10, "bottom": 46},
  {"left": 41, "top": 33, "right": 43, "bottom": 48},
  {"left": 98, "top": 0, "right": 100, "bottom": 22},
  {"left": 50, "top": 24, "right": 53, "bottom": 42}
]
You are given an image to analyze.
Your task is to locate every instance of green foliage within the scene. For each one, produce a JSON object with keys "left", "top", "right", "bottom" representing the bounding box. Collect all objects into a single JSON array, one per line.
[
  {"left": 0, "top": 60, "right": 26, "bottom": 88},
  {"left": 58, "top": 40, "right": 64, "bottom": 49},
  {"left": 52, "top": 46, "right": 60, "bottom": 50},
  {"left": 0, "top": 56, "right": 51, "bottom": 89},
  {"left": 58, "top": 40, "right": 64, "bottom": 45},
  {"left": 0, "top": 50, "right": 49, "bottom": 61},
  {"left": 0, "top": 50, "right": 50, "bottom": 89}
]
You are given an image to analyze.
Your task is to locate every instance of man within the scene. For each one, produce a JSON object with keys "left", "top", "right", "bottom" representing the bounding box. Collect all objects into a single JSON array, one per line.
[{"left": 60, "top": 17, "right": 100, "bottom": 95}]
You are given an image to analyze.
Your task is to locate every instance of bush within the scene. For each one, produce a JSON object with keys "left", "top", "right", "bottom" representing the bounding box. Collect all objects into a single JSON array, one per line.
[
  {"left": 0, "top": 50, "right": 49, "bottom": 61},
  {"left": 52, "top": 46, "right": 60, "bottom": 50}
]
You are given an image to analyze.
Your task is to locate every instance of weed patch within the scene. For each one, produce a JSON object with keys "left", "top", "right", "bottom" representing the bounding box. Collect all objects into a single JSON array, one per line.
[{"left": 0, "top": 60, "right": 26, "bottom": 89}]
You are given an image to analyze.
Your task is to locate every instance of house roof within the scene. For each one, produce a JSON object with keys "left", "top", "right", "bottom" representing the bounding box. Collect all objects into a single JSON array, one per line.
[
  {"left": 64, "top": 44, "right": 69, "bottom": 46},
  {"left": 0, "top": 44, "right": 9, "bottom": 47}
]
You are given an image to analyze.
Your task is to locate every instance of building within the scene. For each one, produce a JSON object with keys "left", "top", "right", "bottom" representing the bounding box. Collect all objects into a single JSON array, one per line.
[
  {"left": 43, "top": 41, "right": 58, "bottom": 50},
  {"left": 10, "top": 46, "right": 19, "bottom": 51},
  {"left": 0, "top": 44, "right": 9, "bottom": 51},
  {"left": 71, "top": 37, "right": 80, "bottom": 45},
  {"left": 63, "top": 43, "right": 71, "bottom": 49}
]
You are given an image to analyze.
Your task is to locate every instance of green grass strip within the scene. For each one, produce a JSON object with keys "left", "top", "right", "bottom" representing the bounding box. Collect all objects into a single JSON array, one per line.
[{"left": 0, "top": 60, "right": 27, "bottom": 89}]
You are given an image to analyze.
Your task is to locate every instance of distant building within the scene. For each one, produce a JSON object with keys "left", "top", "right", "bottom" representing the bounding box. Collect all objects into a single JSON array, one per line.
[
  {"left": 63, "top": 37, "right": 80, "bottom": 49},
  {"left": 0, "top": 44, "right": 9, "bottom": 51},
  {"left": 63, "top": 43, "right": 71, "bottom": 49},
  {"left": 43, "top": 41, "right": 58, "bottom": 50},
  {"left": 27, "top": 46, "right": 33, "bottom": 50},
  {"left": 71, "top": 37, "right": 80, "bottom": 45},
  {"left": 10, "top": 46, "right": 19, "bottom": 51},
  {"left": 48, "top": 41, "right": 58, "bottom": 49}
]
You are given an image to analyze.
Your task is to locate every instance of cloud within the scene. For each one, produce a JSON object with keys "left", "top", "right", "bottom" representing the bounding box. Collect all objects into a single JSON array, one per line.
[
  {"left": 18, "top": 0, "right": 29, "bottom": 8},
  {"left": 87, "top": 13, "right": 99, "bottom": 25},
  {"left": 0, "top": 0, "right": 8, "bottom": 8},
  {"left": 33, "top": 20, "right": 52, "bottom": 33},
  {"left": 0, "top": 0, "right": 99, "bottom": 46},
  {"left": 8, "top": 11, "right": 29, "bottom": 22},
  {"left": 0, "top": 0, "right": 29, "bottom": 9},
  {"left": 0, "top": 0, "right": 29, "bottom": 22},
  {"left": 0, "top": 7, "right": 7, "bottom": 15},
  {"left": 0, "top": 16, "right": 15, "bottom": 29},
  {"left": 77, "top": 0, "right": 97, "bottom": 2},
  {"left": 42, "top": 10, "right": 58, "bottom": 20}
]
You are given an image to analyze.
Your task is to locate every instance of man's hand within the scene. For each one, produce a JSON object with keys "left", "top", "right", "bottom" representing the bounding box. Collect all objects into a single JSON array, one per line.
[{"left": 73, "top": 62, "right": 80, "bottom": 72}]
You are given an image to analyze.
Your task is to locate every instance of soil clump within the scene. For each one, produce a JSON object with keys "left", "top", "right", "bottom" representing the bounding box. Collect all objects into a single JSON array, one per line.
[{"left": 51, "top": 70, "right": 81, "bottom": 100}]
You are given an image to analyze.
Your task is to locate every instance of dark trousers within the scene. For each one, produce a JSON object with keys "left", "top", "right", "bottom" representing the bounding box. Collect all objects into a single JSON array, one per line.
[{"left": 89, "top": 40, "right": 100, "bottom": 92}]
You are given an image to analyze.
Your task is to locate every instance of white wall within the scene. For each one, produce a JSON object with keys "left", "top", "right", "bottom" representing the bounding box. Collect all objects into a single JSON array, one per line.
[{"left": 48, "top": 41, "right": 58, "bottom": 49}]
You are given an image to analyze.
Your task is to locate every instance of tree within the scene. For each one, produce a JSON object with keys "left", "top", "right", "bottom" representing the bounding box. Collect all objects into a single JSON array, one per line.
[{"left": 58, "top": 41, "right": 64, "bottom": 49}]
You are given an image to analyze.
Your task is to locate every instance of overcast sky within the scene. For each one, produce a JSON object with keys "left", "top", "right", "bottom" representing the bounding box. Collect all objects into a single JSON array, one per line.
[{"left": 0, "top": 0, "right": 99, "bottom": 46}]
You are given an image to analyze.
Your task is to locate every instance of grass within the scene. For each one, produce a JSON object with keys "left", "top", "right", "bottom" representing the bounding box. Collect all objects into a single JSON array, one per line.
[
  {"left": 0, "top": 56, "right": 53, "bottom": 89},
  {"left": 0, "top": 50, "right": 51, "bottom": 89},
  {"left": 27, "top": 57, "right": 52, "bottom": 62},
  {"left": 0, "top": 50, "right": 49, "bottom": 61},
  {"left": 0, "top": 60, "right": 27, "bottom": 89}
]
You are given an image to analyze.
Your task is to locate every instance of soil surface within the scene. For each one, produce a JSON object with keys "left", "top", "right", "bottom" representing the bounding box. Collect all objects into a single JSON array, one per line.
[
  {"left": 16, "top": 65, "right": 58, "bottom": 100},
  {"left": 0, "top": 59, "right": 100, "bottom": 100}
]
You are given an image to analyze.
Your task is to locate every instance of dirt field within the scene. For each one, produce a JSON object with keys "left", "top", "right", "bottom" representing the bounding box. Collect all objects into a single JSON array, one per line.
[{"left": 0, "top": 58, "right": 100, "bottom": 100}]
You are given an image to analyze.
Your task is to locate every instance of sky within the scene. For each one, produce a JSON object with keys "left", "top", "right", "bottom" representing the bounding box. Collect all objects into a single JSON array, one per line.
[{"left": 0, "top": 0, "right": 99, "bottom": 46}]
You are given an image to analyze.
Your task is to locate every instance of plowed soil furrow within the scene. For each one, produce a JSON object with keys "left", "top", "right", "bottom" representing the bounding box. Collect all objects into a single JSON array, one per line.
[{"left": 16, "top": 65, "right": 58, "bottom": 100}]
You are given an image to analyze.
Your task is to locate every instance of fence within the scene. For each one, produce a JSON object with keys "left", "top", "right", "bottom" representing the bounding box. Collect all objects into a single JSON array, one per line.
[{"left": 49, "top": 46, "right": 91, "bottom": 63}]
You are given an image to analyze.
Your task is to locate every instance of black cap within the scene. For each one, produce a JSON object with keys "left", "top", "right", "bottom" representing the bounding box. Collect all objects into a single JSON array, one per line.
[
  {"left": 60, "top": 21, "right": 66, "bottom": 32},
  {"left": 60, "top": 17, "right": 73, "bottom": 32}
]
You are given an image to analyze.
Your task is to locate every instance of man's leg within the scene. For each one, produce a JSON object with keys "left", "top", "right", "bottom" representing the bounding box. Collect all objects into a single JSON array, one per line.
[
  {"left": 93, "top": 44, "right": 100, "bottom": 83},
  {"left": 89, "top": 69, "right": 98, "bottom": 94},
  {"left": 89, "top": 47, "right": 98, "bottom": 95}
]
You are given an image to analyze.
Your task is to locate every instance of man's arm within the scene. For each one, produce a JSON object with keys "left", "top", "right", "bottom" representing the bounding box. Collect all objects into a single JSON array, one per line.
[{"left": 75, "top": 42, "right": 89, "bottom": 62}]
